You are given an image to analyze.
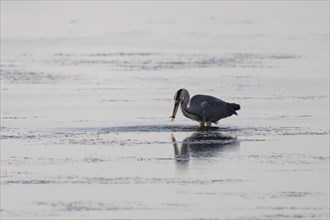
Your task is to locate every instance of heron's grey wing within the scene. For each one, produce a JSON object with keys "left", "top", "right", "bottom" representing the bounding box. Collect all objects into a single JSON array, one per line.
[{"left": 189, "top": 95, "right": 237, "bottom": 122}]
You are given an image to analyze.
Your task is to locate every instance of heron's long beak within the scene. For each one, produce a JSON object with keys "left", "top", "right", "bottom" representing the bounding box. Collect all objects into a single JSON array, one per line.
[{"left": 170, "top": 102, "right": 179, "bottom": 122}]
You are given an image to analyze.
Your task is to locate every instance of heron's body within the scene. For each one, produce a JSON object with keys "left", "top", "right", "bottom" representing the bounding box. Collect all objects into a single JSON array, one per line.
[{"left": 170, "top": 89, "right": 240, "bottom": 127}]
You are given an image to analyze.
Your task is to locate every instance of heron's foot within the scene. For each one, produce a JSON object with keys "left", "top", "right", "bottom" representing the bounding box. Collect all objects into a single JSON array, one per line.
[
  {"left": 206, "top": 122, "right": 212, "bottom": 127},
  {"left": 199, "top": 122, "right": 218, "bottom": 130},
  {"left": 200, "top": 122, "right": 212, "bottom": 127}
]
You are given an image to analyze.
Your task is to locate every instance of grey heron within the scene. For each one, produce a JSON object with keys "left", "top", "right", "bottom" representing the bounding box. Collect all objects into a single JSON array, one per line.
[{"left": 170, "top": 88, "right": 240, "bottom": 127}]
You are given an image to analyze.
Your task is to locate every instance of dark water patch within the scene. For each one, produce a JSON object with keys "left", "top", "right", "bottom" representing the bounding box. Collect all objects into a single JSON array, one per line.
[
  {"left": 1, "top": 127, "right": 44, "bottom": 141},
  {"left": 36, "top": 200, "right": 153, "bottom": 212},
  {"left": 2, "top": 176, "right": 246, "bottom": 185},
  {"left": 247, "top": 153, "right": 330, "bottom": 165},
  {"left": 238, "top": 126, "right": 329, "bottom": 137},
  {"left": 1, "top": 134, "right": 39, "bottom": 140},
  {"left": 295, "top": 95, "right": 329, "bottom": 100},
  {"left": 2, "top": 125, "right": 328, "bottom": 147},
  {"left": 36, "top": 201, "right": 127, "bottom": 212},
  {"left": 100, "top": 99, "right": 131, "bottom": 102},
  {"left": 269, "top": 114, "right": 313, "bottom": 119},
  {"left": 0, "top": 69, "right": 78, "bottom": 84},
  {"left": 1, "top": 116, "right": 39, "bottom": 120},
  {"left": 297, "top": 115, "right": 313, "bottom": 118},
  {"left": 257, "top": 206, "right": 326, "bottom": 211},
  {"left": 54, "top": 52, "right": 160, "bottom": 57},
  {"left": 0, "top": 69, "right": 80, "bottom": 84},
  {"left": 1, "top": 157, "right": 108, "bottom": 166},
  {"left": 61, "top": 125, "right": 328, "bottom": 137},
  {"left": 52, "top": 125, "right": 218, "bottom": 135},
  {"left": 77, "top": 87, "right": 127, "bottom": 91},
  {"left": 0, "top": 70, "right": 56, "bottom": 84},
  {"left": 271, "top": 191, "right": 315, "bottom": 198},
  {"left": 235, "top": 95, "right": 329, "bottom": 101},
  {"left": 101, "top": 125, "right": 208, "bottom": 133},
  {"left": 151, "top": 98, "right": 172, "bottom": 102},
  {"left": 203, "top": 190, "right": 325, "bottom": 201},
  {"left": 241, "top": 138, "right": 267, "bottom": 142},
  {"left": 247, "top": 212, "right": 329, "bottom": 220},
  {"left": 90, "top": 52, "right": 161, "bottom": 57},
  {"left": 1, "top": 171, "right": 32, "bottom": 179},
  {"left": 50, "top": 52, "right": 299, "bottom": 71}
]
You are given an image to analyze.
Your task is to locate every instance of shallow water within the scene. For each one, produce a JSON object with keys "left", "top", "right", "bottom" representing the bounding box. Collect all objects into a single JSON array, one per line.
[{"left": 1, "top": 2, "right": 329, "bottom": 219}]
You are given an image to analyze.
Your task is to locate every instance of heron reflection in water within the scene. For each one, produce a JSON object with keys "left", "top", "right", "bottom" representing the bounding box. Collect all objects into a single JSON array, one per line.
[{"left": 171, "top": 131, "right": 239, "bottom": 163}]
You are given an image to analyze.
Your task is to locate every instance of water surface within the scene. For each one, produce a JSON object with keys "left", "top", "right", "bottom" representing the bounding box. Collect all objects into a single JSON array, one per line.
[{"left": 1, "top": 2, "right": 329, "bottom": 219}]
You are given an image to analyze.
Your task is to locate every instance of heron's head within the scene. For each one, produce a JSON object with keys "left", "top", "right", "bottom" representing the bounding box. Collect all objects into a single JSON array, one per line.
[{"left": 170, "top": 88, "right": 186, "bottom": 122}]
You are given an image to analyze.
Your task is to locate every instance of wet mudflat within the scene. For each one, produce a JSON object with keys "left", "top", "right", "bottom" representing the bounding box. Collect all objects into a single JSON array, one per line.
[{"left": 1, "top": 2, "right": 329, "bottom": 219}]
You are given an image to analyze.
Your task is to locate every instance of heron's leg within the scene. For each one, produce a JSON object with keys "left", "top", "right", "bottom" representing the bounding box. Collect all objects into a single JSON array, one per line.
[
  {"left": 206, "top": 121, "right": 212, "bottom": 127},
  {"left": 199, "top": 122, "right": 205, "bottom": 127}
]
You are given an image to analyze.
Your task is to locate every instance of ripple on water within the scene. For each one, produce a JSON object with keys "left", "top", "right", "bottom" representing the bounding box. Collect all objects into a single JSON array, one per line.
[
  {"left": 49, "top": 52, "right": 299, "bottom": 71},
  {"left": 2, "top": 176, "right": 246, "bottom": 185},
  {"left": 1, "top": 125, "right": 328, "bottom": 147},
  {"left": 35, "top": 200, "right": 152, "bottom": 212}
]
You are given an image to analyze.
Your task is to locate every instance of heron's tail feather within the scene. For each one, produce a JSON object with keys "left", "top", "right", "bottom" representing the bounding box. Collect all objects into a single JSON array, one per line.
[{"left": 229, "top": 103, "right": 240, "bottom": 111}]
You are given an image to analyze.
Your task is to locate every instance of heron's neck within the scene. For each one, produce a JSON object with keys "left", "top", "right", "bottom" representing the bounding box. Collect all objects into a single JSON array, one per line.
[{"left": 180, "top": 95, "right": 190, "bottom": 113}]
